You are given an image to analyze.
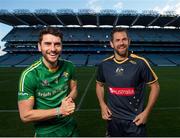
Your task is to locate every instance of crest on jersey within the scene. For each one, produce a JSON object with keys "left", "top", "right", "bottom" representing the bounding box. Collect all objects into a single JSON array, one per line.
[
  {"left": 129, "top": 60, "right": 137, "bottom": 64},
  {"left": 115, "top": 67, "right": 124, "bottom": 75},
  {"left": 41, "top": 80, "right": 49, "bottom": 86},
  {"left": 55, "top": 78, "right": 59, "bottom": 84},
  {"left": 62, "top": 72, "right": 69, "bottom": 78}
]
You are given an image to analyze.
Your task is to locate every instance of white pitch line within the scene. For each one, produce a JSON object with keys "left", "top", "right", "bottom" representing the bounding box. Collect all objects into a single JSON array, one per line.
[
  {"left": 76, "top": 70, "right": 96, "bottom": 111},
  {"left": 78, "top": 107, "right": 180, "bottom": 111},
  {"left": 1, "top": 107, "right": 180, "bottom": 113}
]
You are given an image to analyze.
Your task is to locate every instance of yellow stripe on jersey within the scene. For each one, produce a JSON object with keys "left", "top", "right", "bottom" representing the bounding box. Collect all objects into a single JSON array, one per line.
[
  {"left": 19, "top": 60, "right": 42, "bottom": 92},
  {"left": 103, "top": 55, "right": 114, "bottom": 62},
  {"left": 113, "top": 57, "right": 129, "bottom": 64},
  {"left": 130, "top": 53, "right": 158, "bottom": 84},
  {"left": 96, "top": 80, "right": 105, "bottom": 85},
  {"left": 28, "top": 96, "right": 34, "bottom": 100}
]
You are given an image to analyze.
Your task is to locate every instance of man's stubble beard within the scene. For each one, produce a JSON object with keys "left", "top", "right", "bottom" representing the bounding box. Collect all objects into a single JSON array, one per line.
[{"left": 114, "top": 48, "right": 128, "bottom": 58}]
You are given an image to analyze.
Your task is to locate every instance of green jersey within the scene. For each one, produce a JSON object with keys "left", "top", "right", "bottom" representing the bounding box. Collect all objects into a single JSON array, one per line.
[{"left": 18, "top": 58, "right": 78, "bottom": 136}]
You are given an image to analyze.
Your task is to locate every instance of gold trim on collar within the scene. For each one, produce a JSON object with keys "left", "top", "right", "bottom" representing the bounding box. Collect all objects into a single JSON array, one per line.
[{"left": 113, "top": 57, "right": 129, "bottom": 64}]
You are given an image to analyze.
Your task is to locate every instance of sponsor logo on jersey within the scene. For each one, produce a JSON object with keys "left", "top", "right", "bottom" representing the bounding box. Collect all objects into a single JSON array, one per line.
[
  {"left": 18, "top": 92, "right": 29, "bottom": 96},
  {"left": 129, "top": 60, "right": 137, "bottom": 64},
  {"left": 55, "top": 78, "right": 59, "bottom": 84},
  {"left": 109, "top": 87, "right": 135, "bottom": 96},
  {"left": 62, "top": 72, "right": 69, "bottom": 78},
  {"left": 115, "top": 67, "right": 124, "bottom": 76},
  {"left": 41, "top": 80, "right": 49, "bottom": 86},
  {"left": 37, "top": 86, "right": 68, "bottom": 97}
]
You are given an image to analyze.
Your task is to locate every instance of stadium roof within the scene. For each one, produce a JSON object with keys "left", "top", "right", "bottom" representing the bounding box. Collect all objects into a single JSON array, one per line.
[{"left": 0, "top": 9, "right": 180, "bottom": 28}]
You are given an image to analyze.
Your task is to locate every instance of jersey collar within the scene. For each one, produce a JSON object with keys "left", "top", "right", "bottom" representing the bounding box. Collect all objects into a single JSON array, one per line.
[
  {"left": 113, "top": 52, "right": 132, "bottom": 64},
  {"left": 113, "top": 57, "right": 129, "bottom": 64},
  {"left": 41, "top": 57, "right": 60, "bottom": 73}
]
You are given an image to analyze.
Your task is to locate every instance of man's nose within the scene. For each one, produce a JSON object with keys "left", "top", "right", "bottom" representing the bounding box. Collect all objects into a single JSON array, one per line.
[
  {"left": 50, "top": 44, "right": 56, "bottom": 51},
  {"left": 119, "top": 40, "right": 123, "bottom": 45}
]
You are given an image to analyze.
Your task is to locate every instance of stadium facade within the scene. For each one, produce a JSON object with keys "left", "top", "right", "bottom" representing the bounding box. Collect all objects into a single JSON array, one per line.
[{"left": 0, "top": 9, "right": 180, "bottom": 67}]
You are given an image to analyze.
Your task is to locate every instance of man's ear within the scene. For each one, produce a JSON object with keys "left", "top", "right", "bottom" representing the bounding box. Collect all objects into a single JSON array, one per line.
[
  {"left": 110, "top": 41, "right": 114, "bottom": 49},
  {"left": 38, "top": 43, "right": 41, "bottom": 52}
]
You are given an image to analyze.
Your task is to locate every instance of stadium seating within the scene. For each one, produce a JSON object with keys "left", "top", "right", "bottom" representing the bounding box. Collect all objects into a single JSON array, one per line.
[
  {"left": 1, "top": 27, "right": 180, "bottom": 67},
  {"left": 0, "top": 54, "right": 30, "bottom": 67},
  {"left": 144, "top": 54, "right": 176, "bottom": 66},
  {"left": 68, "top": 54, "right": 88, "bottom": 66},
  {"left": 87, "top": 54, "right": 111, "bottom": 66}
]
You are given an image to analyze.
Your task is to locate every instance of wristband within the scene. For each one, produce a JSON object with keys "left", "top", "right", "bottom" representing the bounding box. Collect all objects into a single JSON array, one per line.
[{"left": 55, "top": 107, "right": 60, "bottom": 118}]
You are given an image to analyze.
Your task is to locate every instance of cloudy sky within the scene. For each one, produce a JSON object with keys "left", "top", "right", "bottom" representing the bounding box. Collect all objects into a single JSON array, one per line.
[{"left": 0, "top": 0, "right": 180, "bottom": 55}]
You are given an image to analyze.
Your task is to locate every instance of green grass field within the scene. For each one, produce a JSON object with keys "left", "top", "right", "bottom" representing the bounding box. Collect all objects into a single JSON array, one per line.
[{"left": 0, "top": 66, "right": 180, "bottom": 136}]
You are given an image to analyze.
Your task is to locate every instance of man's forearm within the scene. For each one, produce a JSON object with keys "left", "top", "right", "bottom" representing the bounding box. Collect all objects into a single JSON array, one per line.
[
  {"left": 69, "top": 80, "right": 77, "bottom": 100},
  {"left": 68, "top": 90, "right": 77, "bottom": 100},
  {"left": 144, "top": 82, "right": 160, "bottom": 114},
  {"left": 96, "top": 83, "right": 106, "bottom": 107},
  {"left": 20, "top": 108, "right": 57, "bottom": 123}
]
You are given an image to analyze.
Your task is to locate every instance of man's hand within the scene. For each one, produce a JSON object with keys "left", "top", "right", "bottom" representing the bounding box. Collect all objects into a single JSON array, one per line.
[
  {"left": 133, "top": 110, "right": 149, "bottom": 126},
  {"left": 100, "top": 103, "right": 112, "bottom": 120},
  {"left": 59, "top": 97, "right": 75, "bottom": 116}
]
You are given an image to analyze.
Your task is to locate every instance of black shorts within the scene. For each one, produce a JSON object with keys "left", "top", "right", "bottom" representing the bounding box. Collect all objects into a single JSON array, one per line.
[{"left": 107, "top": 117, "right": 147, "bottom": 137}]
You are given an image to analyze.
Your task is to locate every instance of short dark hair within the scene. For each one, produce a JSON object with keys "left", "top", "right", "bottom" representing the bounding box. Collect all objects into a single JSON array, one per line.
[
  {"left": 110, "top": 27, "right": 129, "bottom": 41},
  {"left": 38, "top": 27, "right": 63, "bottom": 44}
]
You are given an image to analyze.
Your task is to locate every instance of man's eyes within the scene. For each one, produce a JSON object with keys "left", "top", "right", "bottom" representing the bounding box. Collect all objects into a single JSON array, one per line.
[{"left": 44, "top": 42, "right": 61, "bottom": 46}]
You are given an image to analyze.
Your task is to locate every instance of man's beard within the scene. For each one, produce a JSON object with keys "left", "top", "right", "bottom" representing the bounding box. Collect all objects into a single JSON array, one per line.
[
  {"left": 114, "top": 48, "right": 128, "bottom": 57},
  {"left": 43, "top": 51, "right": 61, "bottom": 66}
]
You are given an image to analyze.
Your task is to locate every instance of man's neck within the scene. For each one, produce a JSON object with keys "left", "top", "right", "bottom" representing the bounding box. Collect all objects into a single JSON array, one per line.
[
  {"left": 114, "top": 52, "right": 128, "bottom": 61},
  {"left": 43, "top": 58, "right": 59, "bottom": 71}
]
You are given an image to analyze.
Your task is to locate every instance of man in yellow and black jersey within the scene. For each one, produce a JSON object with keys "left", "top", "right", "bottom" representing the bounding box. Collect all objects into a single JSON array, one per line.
[
  {"left": 18, "top": 27, "right": 78, "bottom": 137},
  {"left": 96, "top": 27, "right": 160, "bottom": 137}
]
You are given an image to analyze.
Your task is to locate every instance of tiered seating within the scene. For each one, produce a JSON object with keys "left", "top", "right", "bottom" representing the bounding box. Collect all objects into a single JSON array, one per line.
[
  {"left": 163, "top": 54, "right": 180, "bottom": 65},
  {"left": 68, "top": 54, "right": 88, "bottom": 66},
  {"left": 3, "top": 27, "right": 180, "bottom": 43},
  {"left": 1, "top": 27, "right": 180, "bottom": 67},
  {"left": 3, "top": 27, "right": 34, "bottom": 42},
  {"left": 0, "top": 54, "right": 30, "bottom": 67},
  {"left": 0, "top": 54, "right": 10, "bottom": 62},
  {"left": 87, "top": 54, "right": 111, "bottom": 66},
  {"left": 17, "top": 54, "right": 41, "bottom": 67},
  {"left": 144, "top": 54, "right": 176, "bottom": 66},
  {"left": 131, "top": 29, "right": 180, "bottom": 42},
  {"left": 61, "top": 54, "right": 69, "bottom": 60}
]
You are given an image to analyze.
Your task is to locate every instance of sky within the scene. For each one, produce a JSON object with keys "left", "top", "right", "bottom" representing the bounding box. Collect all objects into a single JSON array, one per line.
[{"left": 0, "top": 0, "right": 180, "bottom": 55}]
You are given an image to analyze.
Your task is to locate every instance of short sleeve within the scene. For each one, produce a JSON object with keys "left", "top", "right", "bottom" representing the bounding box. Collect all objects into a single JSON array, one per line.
[
  {"left": 96, "top": 63, "right": 105, "bottom": 83},
  {"left": 141, "top": 60, "right": 158, "bottom": 84},
  {"left": 18, "top": 71, "right": 36, "bottom": 101}
]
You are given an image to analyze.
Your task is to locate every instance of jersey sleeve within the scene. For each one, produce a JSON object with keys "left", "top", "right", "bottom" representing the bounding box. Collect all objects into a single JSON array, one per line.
[
  {"left": 18, "top": 71, "right": 36, "bottom": 101},
  {"left": 96, "top": 63, "right": 105, "bottom": 83},
  {"left": 141, "top": 60, "right": 158, "bottom": 84}
]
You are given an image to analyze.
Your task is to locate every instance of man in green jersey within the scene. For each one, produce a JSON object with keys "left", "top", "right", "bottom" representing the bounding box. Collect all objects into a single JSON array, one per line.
[{"left": 18, "top": 27, "right": 78, "bottom": 137}]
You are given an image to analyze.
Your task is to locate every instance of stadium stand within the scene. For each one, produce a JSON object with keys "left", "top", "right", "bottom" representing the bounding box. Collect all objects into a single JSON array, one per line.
[
  {"left": 163, "top": 54, "right": 180, "bottom": 65},
  {"left": 0, "top": 9, "right": 180, "bottom": 66},
  {"left": 0, "top": 54, "right": 30, "bottom": 67},
  {"left": 144, "top": 54, "right": 176, "bottom": 66},
  {"left": 68, "top": 54, "right": 88, "bottom": 66},
  {"left": 16, "top": 54, "right": 41, "bottom": 67},
  {"left": 87, "top": 53, "right": 111, "bottom": 66}
]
